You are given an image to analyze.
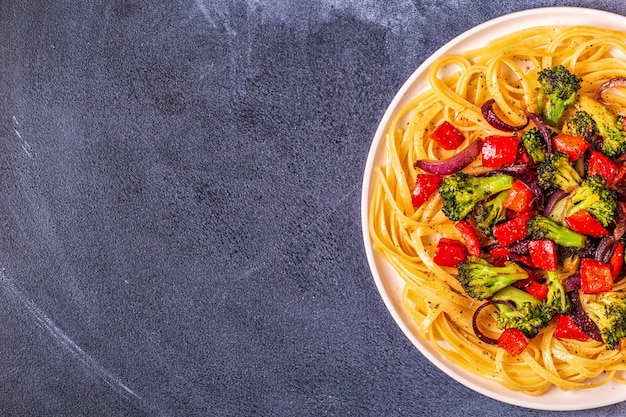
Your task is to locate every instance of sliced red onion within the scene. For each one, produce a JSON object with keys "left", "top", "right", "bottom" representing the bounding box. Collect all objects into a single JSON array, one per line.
[
  {"left": 596, "top": 77, "right": 626, "bottom": 105},
  {"left": 481, "top": 99, "right": 529, "bottom": 132},
  {"left": 526, "top": 112, "right": 553, "bottom": 154},
  {"left": 479, "top": 164, "right": 533, "bottom": 177},
  {"left": 472, "top": 300, "right": 514, "bottom": 345},
  {"left": 507, "top": 241, "right": 529, "bottom": 255},
  {"left": 562, "top": 273, "right": 581, "bottom": 292},
  {"left": 544, "top": 190, "right": 566, "bottom": 217},
  {"left": 605, "top": 242, "right": 619, "bottom": 265},
  {"left": 568, "top": 290, "right": 603, "bottom": 342},
  {"left": 414, "top": 139, "right": 483, "bottom": 175},
  {"left": 595, "top": 236, "right": 616, "bottom": 263}
]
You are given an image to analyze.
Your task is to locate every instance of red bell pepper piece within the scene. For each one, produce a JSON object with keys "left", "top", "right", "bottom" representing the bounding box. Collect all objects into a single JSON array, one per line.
[
  {"left": 455, "top": 220, "right": 481, "bottom": 257},
  {"left": 551, "top": 133, "right": 590, "bottom": 161},
  {"left": 527, "top": 239, "right": 558, "bottom": 271},
  {"left": 526, "top": 280, "right": 549, "bottom": 301},
  {"left": 411, "top": 174, "right": 442, "bottom": 207},
  {"left": 610, "top": 241, "right": 624, "bottom": 279},
  {"left": 502, "top": 180, "right": 534, "bottom": 213},
  {"left": 489, "top": 246, "right": 510, "bottom": 266},
  {"left": 492, "top": 212, "right": 532, "bottom": 247},
  {"left": 433, "top": 238, "right": 467, "bottom": 267},
  {"left": 430, "top": 121, "right": 465, "bottom": 150},
  {"left": 513, "top": 277, "right": 549, "bottom": 300},
  {"left": 564, "top": 209, "right": 609, "bottom": 238},
  {"left": 498, "top": 328, "right": 529, "bottom": 356},
  {"left": 516, "top": 145, "right": 532, "bottom": 165},
  {"left": 554, "top": 314, "right": 590, "bottom": 341},
  {"left": 580, "top": 258, "right": 613, "bottom": 294},
  {"left": 587, "top": 150, "right": 620, "bottom": 184},
  {"left": 481, "top": 136, "right": 519, "bottom": 168}
]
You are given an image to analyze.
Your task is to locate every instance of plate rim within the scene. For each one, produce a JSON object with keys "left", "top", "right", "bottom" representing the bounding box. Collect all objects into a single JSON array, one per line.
[{"left": 361, "top": 6, "right": 626, "bottom": 411}]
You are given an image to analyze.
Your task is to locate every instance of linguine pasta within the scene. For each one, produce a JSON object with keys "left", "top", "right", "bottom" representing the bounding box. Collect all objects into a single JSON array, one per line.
[{"left": 368, "top": 25, "right": 626, "bottom": 395}]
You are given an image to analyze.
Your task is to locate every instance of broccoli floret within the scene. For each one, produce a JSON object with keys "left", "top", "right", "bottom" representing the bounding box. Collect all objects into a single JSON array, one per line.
[
  {"left": 527, "top": 215, "right": 587, "bottom": 249},
  {"left": 438, "top": 172, "right": 514, "bottom": 221},
  {"left": 472, "top": 190, "right": 508, "bottom": 237},
  {"left": 579, "top": 291, "right": 626, "bottom": 349},
  {"left": 537, "top": 151, "right": 582, "bottom": 192},
  {"left": 562, "top": 110, "right": 597, "bottom": 138},
  {"left": 521, "top": 127, "right": 546, "bottom": 164},
  {"left": 457, "top": 256, "right": 529, "bottom": 300},
  {"left": 575, "top": 95, "right": 626, "bottom": 157},
  {"left": 492, "top": 286, "right": 554, "bottom": 338},
  {"left": 566, "top": 174, "right": 617, "bottom": 227},
  {"left": 536, "top": 65, "right": 582, "bottom": 127},
  {"left": 545, "top": 270, "right": 571, "bottom": 315}
]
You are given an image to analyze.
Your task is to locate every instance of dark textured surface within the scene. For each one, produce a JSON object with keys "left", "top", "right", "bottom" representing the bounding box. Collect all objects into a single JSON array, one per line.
[{"left": 0, "top": 1, "right": 626, "bottom": 416}]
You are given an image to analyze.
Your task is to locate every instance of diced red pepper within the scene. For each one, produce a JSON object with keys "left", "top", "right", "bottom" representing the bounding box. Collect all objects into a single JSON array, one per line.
[
  {"left": 433, "top": 238, "right": 467, "bottom": 267},
  {"left": 490, "top": 246, "right": 510, "bottom": 259},
  {"left": 554, "top": 315, "right": 590, "bottom": 341},
  {"left": 481, "top": 136, "right": 519, "bottom": 168},
  {"left": 587, "top": 150, "right": 620, "bottom": 185},
  {"left": 516, "top": 145, "right": 532, "bottom": 165},
  {"left": 527, "top": 239, "right": 558, "bottom": 271},
  {"left": 498, "top": 328, "right": 529, "bottom": 356},
  {"left": 455, "top": 220, "right": 481, "bottom": 257},
  {"left": 492, "top": 212, "right": 532, "bottom": 247},
  {"left": 564, "top": 209, "right": 609, "bottom": 238},
  {"left": 610, "top": 241, "right": 624, "bottom": 279},
  {"left": 430, "top": 121, "right": 465, "bottom": 150},
  {"left": 514, "top": 277, "right": 549, "bottom": 301},
  {"left": 580, "top": 258, "right": 613, "bottom": 294},
  {"left": 502, "top": 180, "right": 534, "bottom": 213},
  {"left": 411, "top": 174, "right": 442, "bottom": 208},
  {"left": 551, "top": 133, "right": 590, "bottom": 161},
  {"left": 489, "top": 246, "right": 510, "bottom": 266}
]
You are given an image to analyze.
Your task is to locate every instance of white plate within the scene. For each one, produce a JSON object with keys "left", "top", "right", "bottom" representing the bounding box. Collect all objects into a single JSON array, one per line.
[{"left": 361, "top": 7, "right": 626, "bottom": 411}]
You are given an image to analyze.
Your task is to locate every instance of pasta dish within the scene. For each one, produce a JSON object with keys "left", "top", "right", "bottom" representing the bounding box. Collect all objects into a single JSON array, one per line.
[{"left": 368, "top": 24, "right": 626, "bottom": 395}]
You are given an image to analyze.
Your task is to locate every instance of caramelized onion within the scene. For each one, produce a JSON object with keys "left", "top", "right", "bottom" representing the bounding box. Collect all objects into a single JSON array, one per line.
[
  {"left": 568, "top": 290, "right": 603, "bottom": 342},
  {"left": 472, "top": 300, "right": 513, "bottom": 345},
  {"left": 414, "top": 139, "right": 483, "bottom": 175},
  {"left": 595, "top": 236, "right": 616, "bottom": 263},
  {"left": 525, "top": 112, "right": 553, "bottom": 154},
  {"left": 544, "top": 190, "right": 566, "bottom": 217},
  {"left": 481, "top": 99, "right": 529, "bottom": 132},
  {"left": 562, "top": 273, "right": 581, "bottom": 293},
  {"left": 596, "top": 77, "right": 626, "bottom": 105}
]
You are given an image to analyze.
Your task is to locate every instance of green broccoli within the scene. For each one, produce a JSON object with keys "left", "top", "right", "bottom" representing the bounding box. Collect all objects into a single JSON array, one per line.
[
  {"left": 565, "top": 174, "right": 617, "bottom": 227},
  {"left": 545, "top": 270, "right": 571, "bottom": 315},
  {"left": 574, "top": 95, "right": 626, "bottom": 157},
  {"left": 527, "top": 215, "right": 587, "bottom": 249},
  {"left": 492, "top": 286, "right": 555, "bottom": 338},
  {"left": 457, "top": 256, "right": 529, "bottom": 300},
  {"left": 521, "top": 127, "right": 546, "bottom": 164},
  {"left": 537, "top": 151, "right": 582, "bottom": 192},
  {"left": 579, "top": 291, "right": 626, "bottom": 349},
  {"left": 562, "top": 110, "right": 597, "bottom": 138},
  {"left": 472, "top": 190, "right": 508, "bottom": 237},
  {"left": 438, "top": 172, "right": 514, "bottom": 221},
  {"left": 536, "top": 65, "right": 582, "bottom": 127}
]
